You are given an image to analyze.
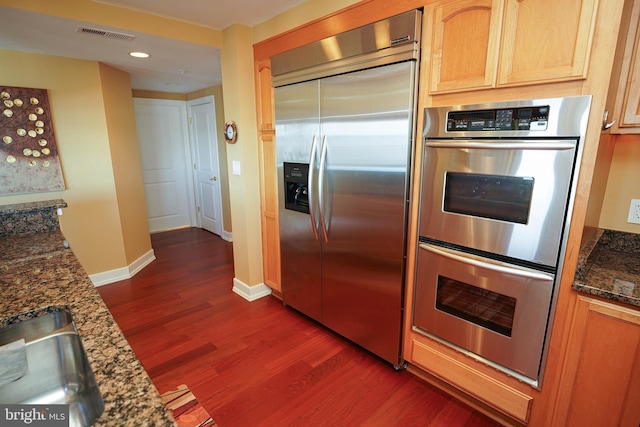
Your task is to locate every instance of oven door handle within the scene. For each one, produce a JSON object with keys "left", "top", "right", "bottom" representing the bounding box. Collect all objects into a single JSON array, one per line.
[
  {"left": 419, "top": 243, "right": 554, "bottom": 282},
  {"left": 425, "top": 140, "right": 576, "bottom": 150}
]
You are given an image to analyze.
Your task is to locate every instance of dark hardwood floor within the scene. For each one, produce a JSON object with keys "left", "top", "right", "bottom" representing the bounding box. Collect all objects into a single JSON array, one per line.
[{"left": 98, "top": 228, "right": 500, "bottom": 427}]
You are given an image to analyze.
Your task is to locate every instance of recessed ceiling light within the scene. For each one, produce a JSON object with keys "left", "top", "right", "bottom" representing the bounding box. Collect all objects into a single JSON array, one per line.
[
  {"left": 165, "top": 82, "right": 180, "bottom": 86},
  {"left": 129, "top": 51, "right": 150, "bottom": 58}
]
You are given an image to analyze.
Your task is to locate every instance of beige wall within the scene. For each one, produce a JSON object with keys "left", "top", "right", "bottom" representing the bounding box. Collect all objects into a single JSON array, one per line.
[
  {"left": 252, "top": 0, "right": 361, "bottom": 42},
  {"left": 599, "top": 133, "right": 640, "bottom": 233},
  {"left": 0, "top": 49, "right": 142, "bottom": 274},
  {"left": 221, "top": 24, "right": 264, "bottom": 286},
  {"left": 99, "top": 63, "right": 152, "bottom": 264}
]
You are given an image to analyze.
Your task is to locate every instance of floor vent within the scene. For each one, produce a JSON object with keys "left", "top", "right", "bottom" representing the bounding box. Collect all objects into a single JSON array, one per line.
[{"left": 75, "top": 26, "right": 136, "bottom": 41}]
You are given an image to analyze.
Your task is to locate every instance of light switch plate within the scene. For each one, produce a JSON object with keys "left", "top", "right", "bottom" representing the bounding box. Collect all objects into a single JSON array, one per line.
[{"left": 232, "top": 160, "right": 241, "bottom": 176}]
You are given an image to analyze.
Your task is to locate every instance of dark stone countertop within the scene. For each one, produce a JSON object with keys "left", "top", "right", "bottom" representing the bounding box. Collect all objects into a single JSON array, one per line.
[
  {"left": 0, "top": 199, "right": 67, "bottom": 237},
  {"left": 0, "top": 201, "right": 176, "bottom": 426},
  {"left": 573, "top": 229, "right": 640, "bottom": 308}
]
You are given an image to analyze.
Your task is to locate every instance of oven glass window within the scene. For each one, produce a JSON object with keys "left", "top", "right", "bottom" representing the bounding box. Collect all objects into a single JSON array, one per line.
[
  {"left": 435, "top": 275, "right": 516, "bottom": 337},
  {"left": 443, "top": 172, "right": 534, "bottom": 224}
]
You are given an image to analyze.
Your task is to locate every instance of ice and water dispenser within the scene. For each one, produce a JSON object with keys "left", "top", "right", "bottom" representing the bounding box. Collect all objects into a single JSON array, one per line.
[{"left": 283, "top": 162, "right": 309, "bottom": 214}]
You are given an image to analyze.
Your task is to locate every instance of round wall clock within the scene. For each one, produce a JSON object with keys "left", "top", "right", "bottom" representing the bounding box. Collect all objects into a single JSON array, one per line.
[{"left": 224, "top": 121, "right": 238, "bottom": 144}]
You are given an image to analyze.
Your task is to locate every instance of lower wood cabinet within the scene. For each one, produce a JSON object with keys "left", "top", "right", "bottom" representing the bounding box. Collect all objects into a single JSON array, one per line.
[
  {"left": 409, "top": 337, "right": 533, "bottom": 424},
  {"left": 552, "top": 296, "right": 640, "bottom": 427}
]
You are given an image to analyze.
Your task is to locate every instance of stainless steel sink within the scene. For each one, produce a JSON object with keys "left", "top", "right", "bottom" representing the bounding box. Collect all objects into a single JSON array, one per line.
[{"left": 0, "top": 309, "right": 104, "bottom": 426}]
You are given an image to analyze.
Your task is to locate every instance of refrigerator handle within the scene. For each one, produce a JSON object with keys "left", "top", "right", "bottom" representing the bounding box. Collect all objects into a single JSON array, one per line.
[
  {"left": 308, "top": 135, "right": 319, "bottom": 240},
  {"left": 318, "top": 135, "right": 329, "bottom": 242}
]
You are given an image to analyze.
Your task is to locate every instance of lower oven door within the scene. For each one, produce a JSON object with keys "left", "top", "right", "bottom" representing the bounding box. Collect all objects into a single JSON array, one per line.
[{"left": 413, "top": 242, "right": 554, "bottom": 380}]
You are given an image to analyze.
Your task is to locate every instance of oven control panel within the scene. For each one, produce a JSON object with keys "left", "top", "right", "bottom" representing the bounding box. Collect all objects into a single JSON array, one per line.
[{"left": 446, "top": 105, "right": 550, "bottom": 132}]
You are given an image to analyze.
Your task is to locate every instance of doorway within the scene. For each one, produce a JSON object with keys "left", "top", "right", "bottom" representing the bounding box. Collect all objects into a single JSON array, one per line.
[{"left": 134, "top": 96, "right": 226, "bottom": 237}]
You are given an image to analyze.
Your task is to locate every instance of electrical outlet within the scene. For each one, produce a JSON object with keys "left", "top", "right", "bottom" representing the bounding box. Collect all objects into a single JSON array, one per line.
[{"left": 627, "top": 199, "right": 640, "bottom": 224}]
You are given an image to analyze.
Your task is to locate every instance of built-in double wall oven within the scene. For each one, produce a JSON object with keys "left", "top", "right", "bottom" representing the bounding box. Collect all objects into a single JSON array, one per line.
[{"left": 413, "top": 96, "right": 591, "bottom": 388}]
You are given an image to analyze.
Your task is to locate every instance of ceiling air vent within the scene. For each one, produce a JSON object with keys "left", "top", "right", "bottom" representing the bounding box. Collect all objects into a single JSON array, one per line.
[{"left": 75, "top": 26, "right": 136, "bottom": 41}]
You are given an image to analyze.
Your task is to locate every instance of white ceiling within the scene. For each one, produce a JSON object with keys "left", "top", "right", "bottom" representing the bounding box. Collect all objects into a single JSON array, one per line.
[{"left": 0, "top": 0, "right": 305, "bottom": 93}]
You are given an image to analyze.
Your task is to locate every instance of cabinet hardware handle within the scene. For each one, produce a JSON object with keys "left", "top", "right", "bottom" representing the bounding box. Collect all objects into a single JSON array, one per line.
[{"left": 602, "top": 110, "right": 616, "bottom": 130}]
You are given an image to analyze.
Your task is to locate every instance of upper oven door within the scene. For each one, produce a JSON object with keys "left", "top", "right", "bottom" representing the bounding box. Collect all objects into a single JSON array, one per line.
[{"left": 419, "top": 139, "right": 577, "bottom": 267}]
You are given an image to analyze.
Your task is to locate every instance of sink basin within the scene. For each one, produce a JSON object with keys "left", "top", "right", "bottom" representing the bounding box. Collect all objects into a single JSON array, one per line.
[{"left": 0, "top": 309, "right": 104, "bottom": 426}]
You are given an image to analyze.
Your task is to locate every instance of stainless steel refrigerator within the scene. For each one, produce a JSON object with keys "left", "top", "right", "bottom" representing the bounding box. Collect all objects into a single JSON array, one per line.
[{"left": 272, "top": 10, "right": 421, "bottom": 367}]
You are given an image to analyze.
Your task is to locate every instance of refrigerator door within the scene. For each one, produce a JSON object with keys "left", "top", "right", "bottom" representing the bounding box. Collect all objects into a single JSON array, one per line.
[
  {"left": 275, "top": 80, "right": 323, "bottom": 322},
  {"left": 319, "top": 61, "right": 416, "bottom": 364}
]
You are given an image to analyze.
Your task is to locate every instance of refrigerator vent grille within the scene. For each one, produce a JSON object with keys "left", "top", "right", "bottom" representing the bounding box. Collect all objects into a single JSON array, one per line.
[{"left": 75, "top": 26, "right": 136, "bottom": 41}]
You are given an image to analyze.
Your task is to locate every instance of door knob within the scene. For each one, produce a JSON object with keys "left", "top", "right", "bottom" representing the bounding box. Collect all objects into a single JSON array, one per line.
[{"left": 210, "top": 177, "right": 217, "bottom": 181}]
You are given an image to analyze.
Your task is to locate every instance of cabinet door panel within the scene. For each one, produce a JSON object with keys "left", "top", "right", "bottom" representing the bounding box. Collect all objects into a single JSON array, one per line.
[
  {"left": 499, "top": 0, "right": 598, "bottom": 86},
  {"left": 427, "top": 0, "right": 503, "bottom": 93},
  {"left": 256, "top": 58, "right": 281, "bottom": 291},
  {"left": 620, "top": 1, "right": 640, "bottom": 128},
  {"left": 554, "top": 296, "right": 640, "bottom": 427}
]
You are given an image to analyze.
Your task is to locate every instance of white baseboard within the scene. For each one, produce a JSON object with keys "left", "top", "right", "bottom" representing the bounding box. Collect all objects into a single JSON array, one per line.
[
  {"left": 221, "top": 230, "right": 232, "bottom": 242},
  {"left": 232, "top": 278, "right": 272, "bottom": 302},
  {"left": 90, "top": 249, "right": 156, "bottom": 287}
]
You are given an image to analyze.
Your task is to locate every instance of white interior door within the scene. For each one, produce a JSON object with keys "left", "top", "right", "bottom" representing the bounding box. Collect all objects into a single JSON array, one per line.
[
  {"left": 133, "top": 98, "right": 195, "bottom": 233},
  {"left": 188, "top": 96, "right": 223, "bottom": 236}
]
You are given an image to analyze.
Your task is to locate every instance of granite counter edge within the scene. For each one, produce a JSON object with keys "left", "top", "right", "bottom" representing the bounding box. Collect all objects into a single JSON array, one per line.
[{"left": 572, "top": 228, "right": 640, "bottom": 308}]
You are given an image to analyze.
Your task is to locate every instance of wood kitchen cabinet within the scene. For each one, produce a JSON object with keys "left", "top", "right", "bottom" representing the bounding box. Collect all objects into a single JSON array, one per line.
[
  {"left": 551, "top": 296, "right": 640, "bottom": 427},
  {"left": 255, "top": 57, "right": 281, "bottom": 292},
  {"left": 609, "top": 0, "right": 640, "bottom": 133},
  {"left": 498, "top": 0, "right": 598, "bottom": 86},
  {"left": 427, "top": 0, "right": 599, "bottom": 94},
  {"left": 425, "top": 0, "right": 503, "bottom": 93}
]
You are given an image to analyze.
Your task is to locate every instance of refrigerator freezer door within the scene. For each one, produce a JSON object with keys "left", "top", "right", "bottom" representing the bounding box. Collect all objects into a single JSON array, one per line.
[
  {"left": 275, "top": 80, "right": 323, "bottom": 322},
  {"left": 319, "top": 62, "right": 416, "bottom": 364}
]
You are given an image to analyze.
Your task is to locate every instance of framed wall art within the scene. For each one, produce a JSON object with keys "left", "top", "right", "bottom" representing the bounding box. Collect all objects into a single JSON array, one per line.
[{"left": 1, "top": 85, "right": 65, "bottom": 195}]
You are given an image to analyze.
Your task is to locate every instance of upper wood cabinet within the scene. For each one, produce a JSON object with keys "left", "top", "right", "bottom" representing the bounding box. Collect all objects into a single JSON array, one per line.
[
  {"left": 498, "top": 0, "right": 598, "bottom": 86},
  {"left": 610, "top": 0, "right": 640, "bottom": 133},
  {"left": 426, "top": 0, "right": 503, "bottom": 93},
  {"left": 427, "top": 0, "right": 599, "bottom": 94}
]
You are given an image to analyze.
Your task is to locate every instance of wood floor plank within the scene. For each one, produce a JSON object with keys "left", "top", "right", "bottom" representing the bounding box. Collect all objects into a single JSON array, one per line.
[
  {"left": 364, "top": 379, "right": 449, "bottom": 426},
  {"left": 147, "top": 342, "right": 218, "bottom": 378},
  {"left": 98, "top": 228, "right": 502, "bottom": 427}
]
